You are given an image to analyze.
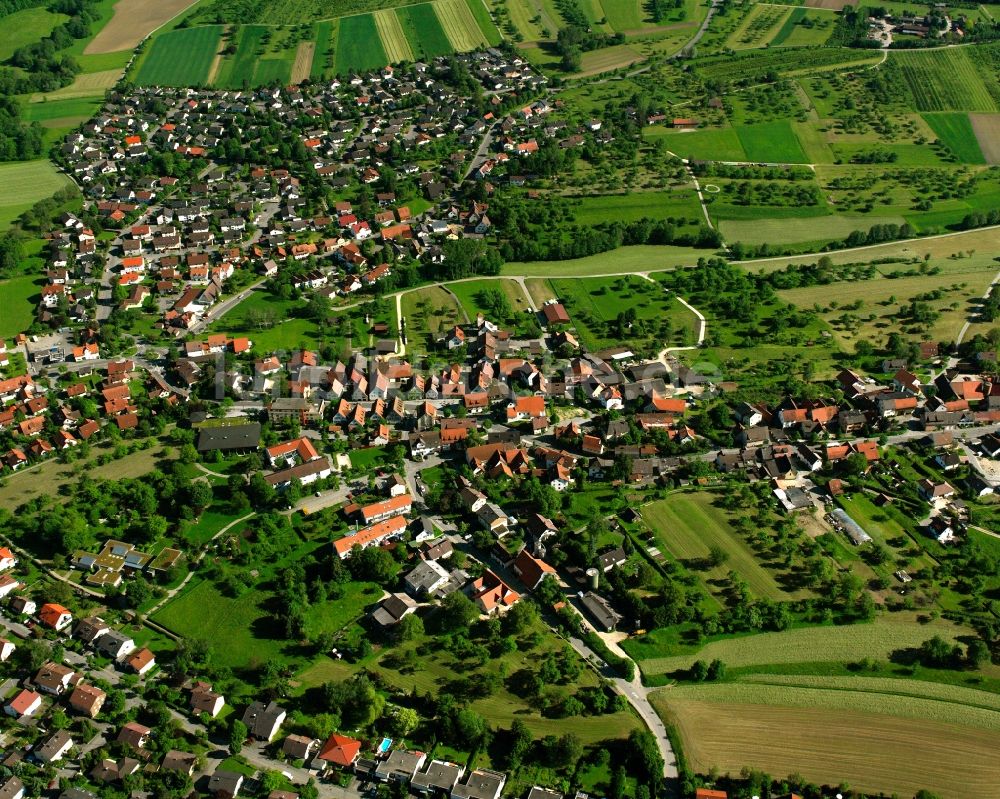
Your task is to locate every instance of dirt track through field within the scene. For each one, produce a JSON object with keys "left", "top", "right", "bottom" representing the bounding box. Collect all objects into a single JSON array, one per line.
[
  {"left": 85, "top": 0, "right": 200, "bottom": 54},
  {"left": 970, "top": 113, "right": 1000, "bottom": 164},
  {"left": 290, "top": 41, "right": 315, "bottom": 83}
]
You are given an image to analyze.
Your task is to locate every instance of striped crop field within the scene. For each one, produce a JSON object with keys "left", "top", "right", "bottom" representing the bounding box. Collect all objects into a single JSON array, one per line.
[
  {"left": 335, "top": 14, "right": 388, "bottom": 74},
  {"left": 436, "top": 0, "right": 491, "bottom": 49},
  {"left": 398, "top": 3, "right": 454, "bottom": 58},
  {"left": 373, "top": 8, "right": 414, "bottom": 63},
  {"left": 464, "top": 0, "right": 503, "bottom": 44},
  {"left": 894, "top": 49, "right": 998, "bottom": 112},
  {"left": 651, "top": 685, "right": 1000, "bottom": 798},
  {"left": 310, "top": 20, "right": 337, "bottom": 78},
  {"left": 134, "top": 26, "right": 223, "bottom": 86}
]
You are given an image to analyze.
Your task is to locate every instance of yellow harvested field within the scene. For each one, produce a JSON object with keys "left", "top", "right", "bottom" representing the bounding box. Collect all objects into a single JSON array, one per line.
[
  {"left": 970, "top": 113, "right": 1000, "bottom": 164},
  {"left": 372, "top": 9, "right": 413, "bottom": 64},
  {"left": 30, "top": 69, "right": 122, "bottom": 101},
  {"left": 290, "top": 40, "right": 315, "bottom": 83},
  {"left": 86, "top": 0, "right": 200, "bottom": 53},
  {"left": 654, "top": 693, "right": 1000, "bottom": 799},
  {"left": 436, "top": 0, "right": 489, "bottom": 50}
]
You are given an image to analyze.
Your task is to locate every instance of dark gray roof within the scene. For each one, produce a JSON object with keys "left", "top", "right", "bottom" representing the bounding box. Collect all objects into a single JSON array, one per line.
[{"left": 196, "top": 422, "right": 261, "bottom": 452}]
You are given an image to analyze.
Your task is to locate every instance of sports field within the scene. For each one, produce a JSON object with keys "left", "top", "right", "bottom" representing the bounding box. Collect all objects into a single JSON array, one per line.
[
  {"left": 133, "top": 25, "right": 222, "bottom": 86},
  {"left": 640, "top": 491, "right": 799, "bottom": 602},
  {"left": 652, "top": 686, "right": 1000, "bottom": 798},
  {"left": 0, "top": 161, "right": 74, "bottom": 230},
  {"left": 893, "top": 49, "right": 998, "bottom": 113},
  {"left": 335, "top": 14, "right": 389, "bottom": 74}
]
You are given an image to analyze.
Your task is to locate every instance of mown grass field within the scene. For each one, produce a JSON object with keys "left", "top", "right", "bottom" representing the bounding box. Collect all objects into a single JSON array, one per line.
[
  {"left": 923, "top": 112, "right": 987, "bottom": 164},
  {"left": 645, "top": 126, "right": 747, "bottom": 161},
  {"left": 0, "top": 160, "right": 74, "bottom": 230},
  {"left": 640, "top": 491, "right": 799, "bottom": 602},
  {"left": 502, "top": 244, "right": 713, "bottom": 277},
  {"left": 134, "top": 25, "right": 222, "bottom": 86},
  {"left": 570, "top": 189, "right": 704, "bottom": 225},
  {"left": 626, "top": 613, "right": 967, "bottom": 674},
  {"left": 718, "top": 214, "right": 908, "bottom": 246},
  {"left": 310, "top": 20, "right": 337, "bottom": 78},
  {"left": 735, "top": 120, "right": 809, "bottom": 163},
  {"left": 28, "top": 68, "right": 123, "bottom": 102},
  {"left": 215, "top": 27, "right": 277, "bottom": 90},
  {"left": 739, "top": 225, "right": 1000, "bottom": 274},
  {"left": 742, "top": 673, "right": 1000, "bottom": 712},
  {"left": 651, "top": 686, "right": 1000, "bottom": 798},
  {"left": 22, "top": 97, "right": 104, "bottom": 126},
  {"left": 465, "top": 0, "right": 503, "bottom": 44},
  {"left": 600, "top": 0, "right": 648, "bottom": 30},
  {"left": 0, "top": 275, "right": 41, "bottom": 339},
  {"left": 153, "top": 579, "right": 291, "bottom": 669},
  {"left": 335, "top": 14, "right": 389, "bottom": 74},
  {"left": 774, "top": 7, "right": 835, "bottom": 45},
  {"left": 0, "top": 7, "right": 68, "bottom": 62},
  {"left": 893, "top": 48, "right": 998, "bottom": 113}
]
